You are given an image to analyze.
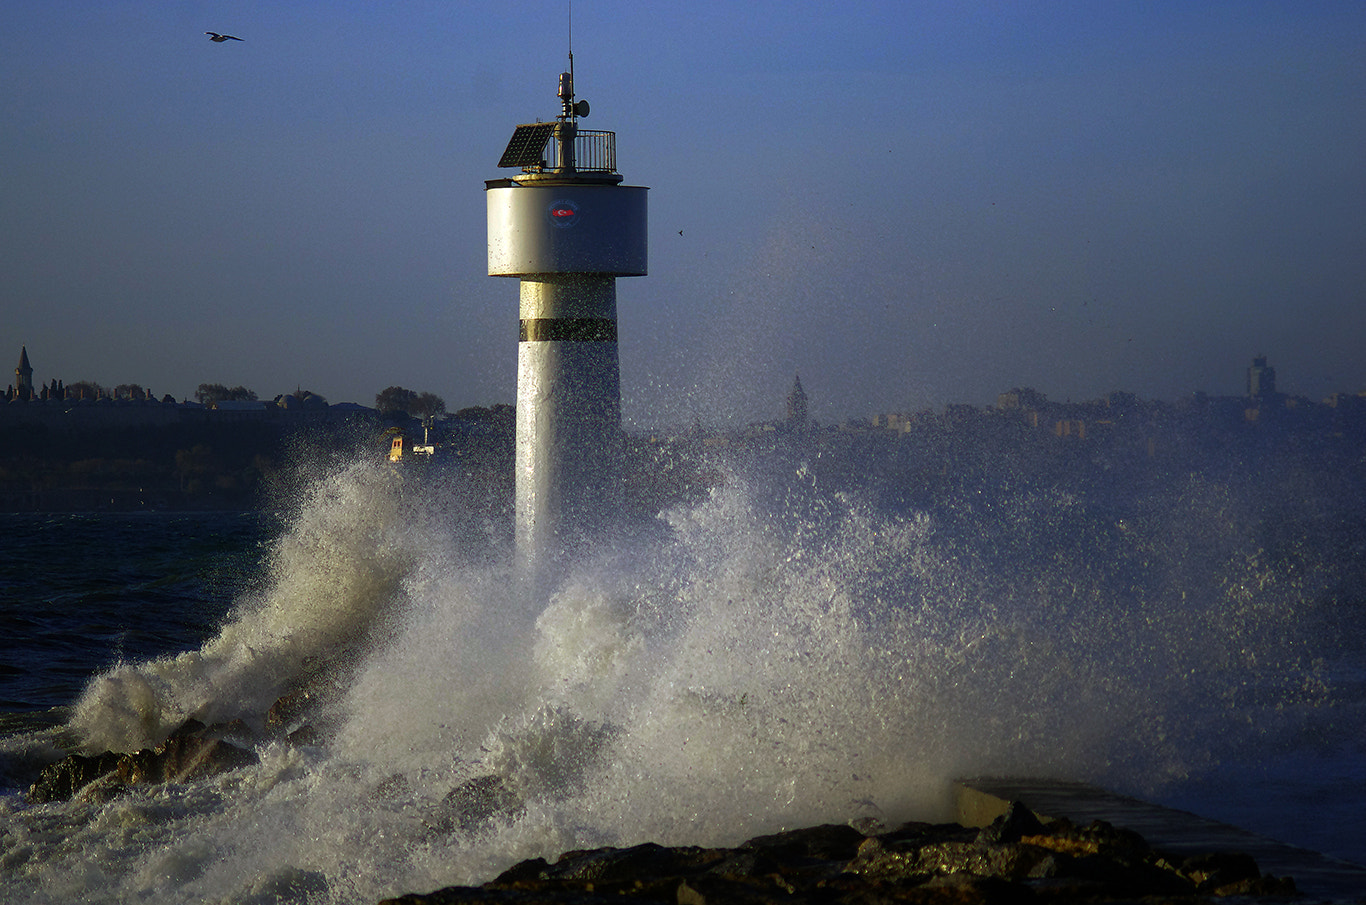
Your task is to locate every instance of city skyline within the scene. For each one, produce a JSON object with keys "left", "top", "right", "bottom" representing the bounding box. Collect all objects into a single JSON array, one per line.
[
  {"left": 7, "top": 342, "right": 1349, "bottom": 426},
  {"left": 4, "top": 2, "right": 1365, "bottom": 427}
]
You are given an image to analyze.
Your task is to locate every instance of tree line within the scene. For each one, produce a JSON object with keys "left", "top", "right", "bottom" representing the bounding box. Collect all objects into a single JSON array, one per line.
[
  {"left": 18, "top": 377, "right": 452, "bottom": 420},
  {"left": 375, "top": 386, "right": 446, "bottom": 421},
  {"left": 193, "top": 384, "right": 447, "bottom": 418}
]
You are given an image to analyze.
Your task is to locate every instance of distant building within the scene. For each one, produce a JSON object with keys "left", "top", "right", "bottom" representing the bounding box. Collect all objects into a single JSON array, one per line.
[
  {"left": 997, "top": 387, "right": 1048, "bottom": 410},
  {"left": 786, "top": 374, "right": 809, "bottom": 426},
  {"left": 870, "top": 412, "right": 917, "bottom": 433},
  {"left": 14, "top": 346, "right": 33, "bottom": 401},
  {"left": 1247, "top": 355, "right": 1277, "bottom": 399},
  {"left": 1054, "top": 419, "right": 1087, "bottom": 439}
]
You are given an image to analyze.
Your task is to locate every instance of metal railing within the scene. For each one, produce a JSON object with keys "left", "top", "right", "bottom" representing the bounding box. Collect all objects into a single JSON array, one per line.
[{"left": 545, "top": 129, "right": 617, "bottom": 173}]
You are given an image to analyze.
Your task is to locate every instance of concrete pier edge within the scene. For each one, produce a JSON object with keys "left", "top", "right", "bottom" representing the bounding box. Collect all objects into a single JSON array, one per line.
[{"left": 953, "top": 776, "right": 1366, "bottom": 901}]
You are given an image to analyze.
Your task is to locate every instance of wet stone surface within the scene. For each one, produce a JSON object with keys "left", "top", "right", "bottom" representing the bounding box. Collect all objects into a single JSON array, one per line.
[
  {"left": 379, "top": 806, "right": 1299, "bottom": 904},
  {"left": 27, "top": 726, "right": 258, "bottom": 804}
]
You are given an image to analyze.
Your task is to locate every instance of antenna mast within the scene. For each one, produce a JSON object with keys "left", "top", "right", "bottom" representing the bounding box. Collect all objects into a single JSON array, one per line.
[{"left": 557, "top": 1, "right": 587, "bottom": 126}]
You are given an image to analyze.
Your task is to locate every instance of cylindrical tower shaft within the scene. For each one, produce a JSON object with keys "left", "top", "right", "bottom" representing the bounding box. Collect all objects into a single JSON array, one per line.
[{"left": 515, "top": 274, "right": 622, "bottom": 580}]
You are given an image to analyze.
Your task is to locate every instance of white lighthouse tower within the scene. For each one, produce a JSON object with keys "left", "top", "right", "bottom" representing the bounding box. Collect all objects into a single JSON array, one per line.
[{"left": 487, "top": 62, "right": 648, "bottom": 594}]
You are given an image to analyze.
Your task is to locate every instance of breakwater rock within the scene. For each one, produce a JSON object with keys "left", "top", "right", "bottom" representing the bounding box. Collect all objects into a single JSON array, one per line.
[
  {"left": 381, "top": 804, "right": 1296, "bottom": 904},
  {"left": 27, "top": 720, "right": 257, "bottom": 804}
]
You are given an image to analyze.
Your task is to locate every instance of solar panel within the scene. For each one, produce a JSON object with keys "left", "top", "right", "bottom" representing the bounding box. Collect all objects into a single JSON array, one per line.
[{"left": 497, "top": 123, "right": 556, "bottom": 168}]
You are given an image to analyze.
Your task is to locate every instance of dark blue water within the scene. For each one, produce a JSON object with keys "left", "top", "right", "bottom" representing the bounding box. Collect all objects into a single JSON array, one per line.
[{"left": 0, "top": 512, "right": 270, "bottom": 717}]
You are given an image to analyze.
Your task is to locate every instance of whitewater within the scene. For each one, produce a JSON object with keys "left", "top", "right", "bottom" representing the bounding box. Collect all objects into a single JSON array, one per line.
[{"left": 1, "top": 438, "right": 1363, "bottom": 903}]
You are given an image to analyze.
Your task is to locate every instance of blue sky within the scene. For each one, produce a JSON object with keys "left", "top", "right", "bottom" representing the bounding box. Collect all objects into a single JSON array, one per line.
[{"left": 3, "top": 1, "right": 1364, "bottom": 426}]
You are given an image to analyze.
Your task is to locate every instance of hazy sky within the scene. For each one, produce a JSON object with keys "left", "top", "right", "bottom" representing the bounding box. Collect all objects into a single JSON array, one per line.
[{"left": 4, "top": 2, "right": 1364, "bottom": 427}]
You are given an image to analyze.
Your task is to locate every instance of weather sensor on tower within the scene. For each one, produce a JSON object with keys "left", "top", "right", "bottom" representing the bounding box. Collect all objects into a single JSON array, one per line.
[{"left": 486, "top": 58, "right": 648, "bottom": 595}]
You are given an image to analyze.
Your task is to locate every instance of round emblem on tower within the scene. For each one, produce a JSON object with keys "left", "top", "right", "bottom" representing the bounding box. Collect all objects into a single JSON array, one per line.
[{"left": 547, "top": 198, "right": 580, "bottom": 228}]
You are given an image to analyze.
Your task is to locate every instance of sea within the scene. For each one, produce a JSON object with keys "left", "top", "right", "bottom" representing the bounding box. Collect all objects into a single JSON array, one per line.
[{"left": 1, "top": 439, "right": 1364, "bottom": 903}]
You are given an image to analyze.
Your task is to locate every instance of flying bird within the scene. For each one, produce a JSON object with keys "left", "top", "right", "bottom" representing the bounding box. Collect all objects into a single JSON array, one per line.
[{"left": 205, "top": 32, "right": 243, "bottom": 42}]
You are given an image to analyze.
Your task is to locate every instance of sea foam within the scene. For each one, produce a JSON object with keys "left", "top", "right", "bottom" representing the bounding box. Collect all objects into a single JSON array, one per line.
[{"left": 6, "top": 447, "right": 1351, "bottom": 903}]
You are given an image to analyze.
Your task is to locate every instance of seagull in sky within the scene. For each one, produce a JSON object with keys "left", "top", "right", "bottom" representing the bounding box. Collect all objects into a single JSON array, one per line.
[{"left": 205, "top": 32, "right": 244, "bottom": 42}]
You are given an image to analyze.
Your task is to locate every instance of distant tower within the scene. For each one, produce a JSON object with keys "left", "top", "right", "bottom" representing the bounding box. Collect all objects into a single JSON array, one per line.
[
  {"left": 15, "top": 346, "right": 33, "bottom": 401},
  {"left": 487, "top": 61, "right": 648, "bottom": 594},
  {"left": 1247, "top": 355, "right": 1276, "bottom": 399},
  {"left": 786, "top": 374, "right": 808, "bottom": 425}
]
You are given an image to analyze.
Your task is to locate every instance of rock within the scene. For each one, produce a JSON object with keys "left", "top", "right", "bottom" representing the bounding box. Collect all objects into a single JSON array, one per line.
[
  {"left": 265, "top": 685, "right": 349, "bottom": 747},
  {"left": 674, "top": 879, "right": 706, "bottom": 905},
  {"left": 1179, "top": 850, "right": 1261, "bottom": 889},
  {"left": 1213, "top": 874, "right": 1298, "bottom": 896},
  {"left": 27, "top": 751, "right": 126, "bottom": 803},
  {"left": 739, "top": 823, "right": 866, "bottom": 861},
  {"left": 144, "top": 735, "right": 258, "bottom": 783},
  {"left": 211, "top": 718, "right": 257, "bottom": 746},
  {"left": 908, "top": 839, "right": 1057, "bottom": 881},
  {"left": 425, "top": 775, "right": 525, "bottom": 837},
  {"left": 380, "top": 812, "right": 1299, "bottom": 905},
  {"left": 373, "top": 772, "right": 414, "bottom": 801},
  {"left": 539, "top": 843, "right": 723, "bottom": 885},
  {"left": 265, "top": 687, "right": 320, "bottom": 733},
  {"left": 169, "top": 718, "right": 208, "bottom": 738},
  {"left": 26, "top": 734, "right": 258, "bottom": 803},
  {"left": 238, "top": 865, "right": 330, "bottom": 902},
  {"left": 167, "top": 716, "right": 257, "bottom": 748},
  {"left": 702, "top": 849, "right": 781, "bottom": 882},
  {"left": 974, "top": 800, "right": 1046, "bottom": 844},
  {"left": 286, "top": 723, "right": 331, "bottom": 746},
  {"left": 490, "top": 858, "right": 551, "bottom": 885}
]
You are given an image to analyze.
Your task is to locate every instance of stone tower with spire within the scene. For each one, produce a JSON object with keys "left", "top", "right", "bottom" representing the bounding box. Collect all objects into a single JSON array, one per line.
[
  {"left": 786, "top": 374, "right": 809, "bottom": 427},
  {"left": 15, "top": 346, "right": 33, "bottom": 401}
]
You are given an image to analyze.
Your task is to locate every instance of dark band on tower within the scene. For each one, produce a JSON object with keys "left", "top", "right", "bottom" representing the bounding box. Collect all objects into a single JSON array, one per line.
[{"left": 519, "top": 318, "right": 618, "bottom": 343}]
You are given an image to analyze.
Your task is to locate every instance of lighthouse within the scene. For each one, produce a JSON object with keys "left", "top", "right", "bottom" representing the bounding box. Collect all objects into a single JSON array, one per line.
[{"left": 487, "top": 63, "right": 648, "bottom": 594}]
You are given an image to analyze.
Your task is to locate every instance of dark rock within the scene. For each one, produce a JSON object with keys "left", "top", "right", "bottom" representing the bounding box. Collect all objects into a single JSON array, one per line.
[
  {"left": 739, "top": 823, "right": 867, "bottom": 861},
  {"left": 81, "top": 780, "right": 132, "bottom": 804},
  {"left": 426, "top": 775, "right": 525, "bottom": 837},
  {"left": 703, "top": 849, "right": 780, "bottom": 880},
  {"left": 27, "top": 751, "right": 125, "bottom": 803},
  {"left": 26, "top": 736, "right": 258, "bottom": 803},
  {"left": 169, "top": 718, "right": 208, "bottom": 739},
  {"left": 167, "top": 716, "right": 256, "bottom": 747},
  {"left": 380, "top": 889, "right": 619, "bottom": 904},
  {"left": 383, "top": 810, "right": 1297, "bottom": 905},
  {"left": 166, "top": 735, "right": 257, "bottom": 781},
  {"left": 286, "top": 723, "right": 330, "bottom": 746},
  {"left": 1213, "top": 874, "right": 1297, "bottom": 896},
  {"left": 210, "top": 718, "right": 257, "bottom": 746},
  {"left": 845, "top": 835, "right": 927, "bottom": 880},
  {"left": 1179, "top": 850, "right": 1262, "bottom": 890},
  {"left": 669, "top": 874, "right": 807, "bottom": 905},
  {"left": 926, "top": 872, "right": 1038, "bottom": 904},
  {"left": 1176, "top": 850, "right": 1296, "bottom": 896},
  {"left": 1037, "top": 817, "right": 1151, "bottom": 862},
  {"left": 880, "top": 820, "right": 978, "bottom": 847},
  {"left": 674, "top": 879, "right": 706, "bottom": 905},
  {"left": 541, "top": 842, "right": 721, "bottom": 884},
  {"left": 373, "top": 772, "right": 414, "bottom": 801},
  {"left": 865, "top": 839, "right": 1053, "bottom": 882},
  {"left": 265, "top": 687, "right": 321, "bottom": 733},
  {"left": 974, "top": 800, "right": 1046, "bottom": 844},
  {"left": 491, "top": 858, "right": 551, "bottom": 885},
  {"left": 240, "top": 865, "right": 330, "bottom": 902}
]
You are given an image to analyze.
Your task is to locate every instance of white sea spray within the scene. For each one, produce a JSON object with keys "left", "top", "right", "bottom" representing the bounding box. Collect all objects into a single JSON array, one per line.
[{"left": 2, "top": 452, "right": 1355, "bottom": 903}]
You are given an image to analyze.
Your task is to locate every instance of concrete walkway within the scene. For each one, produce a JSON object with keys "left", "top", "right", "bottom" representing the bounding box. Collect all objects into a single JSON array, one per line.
[{"left": 955, "top": 777, "right": 1366, "bottom": 902}]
